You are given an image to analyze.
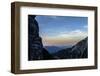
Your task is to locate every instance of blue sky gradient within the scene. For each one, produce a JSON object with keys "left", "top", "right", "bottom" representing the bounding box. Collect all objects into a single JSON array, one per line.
[{"left": 36, "top": 15, "right": 88, "bottom": 46}]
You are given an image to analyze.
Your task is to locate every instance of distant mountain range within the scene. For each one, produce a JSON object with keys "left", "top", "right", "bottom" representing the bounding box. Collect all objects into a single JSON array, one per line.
[
  {"left": 44, "top": 46, "right": 62, "bottom": 54},
  {"left": 43, "top": 37, "right": 88, "bottom": 59},
  {"left": 44, "top": 46, "right": 71, "bottom": 54}
]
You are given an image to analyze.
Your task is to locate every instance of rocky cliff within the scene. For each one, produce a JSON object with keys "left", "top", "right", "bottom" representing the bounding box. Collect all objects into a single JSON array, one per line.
[
  {"left": 53, "top": 37, "right": 88, "bottom": 59},
  {"left": 28, "top": 15, "right": 54, "bottom": 60}
]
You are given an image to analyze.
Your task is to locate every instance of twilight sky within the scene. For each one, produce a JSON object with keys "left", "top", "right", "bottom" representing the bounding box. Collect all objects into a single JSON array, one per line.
[{"left": 36, "top": 15, "right": 88, "bottom": 46}]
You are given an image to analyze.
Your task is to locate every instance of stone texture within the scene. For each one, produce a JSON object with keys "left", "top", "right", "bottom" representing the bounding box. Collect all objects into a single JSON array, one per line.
[{"left": 28, "top": 15, "right": 54, "bottom": 60}]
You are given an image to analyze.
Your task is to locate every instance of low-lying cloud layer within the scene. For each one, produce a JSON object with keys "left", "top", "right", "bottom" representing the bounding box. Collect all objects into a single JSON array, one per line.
[{"left": 42, "top": 29, "right": 87, "bottom": 46}]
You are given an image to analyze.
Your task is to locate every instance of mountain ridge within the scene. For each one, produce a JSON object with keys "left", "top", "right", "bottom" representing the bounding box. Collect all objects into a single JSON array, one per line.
[
  {"left": 44, "top": 46, "right": 72, "bottom": 54},
  {"left": 53, "top": 37, "right": 88, "bottom": 59}
]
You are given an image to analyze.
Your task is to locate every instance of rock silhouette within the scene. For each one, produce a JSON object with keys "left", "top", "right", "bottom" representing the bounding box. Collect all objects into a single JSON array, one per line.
[
  {"left": 28, "top": 15, "right": 88, "bottom": 60},
  {"left": 28, "top": 15, "right": 54, "bottom": 60}
]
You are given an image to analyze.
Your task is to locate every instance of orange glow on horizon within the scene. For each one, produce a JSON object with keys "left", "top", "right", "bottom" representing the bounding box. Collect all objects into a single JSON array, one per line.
[{"left": 41, "top": 35, "right": 87, "bottom": 46}]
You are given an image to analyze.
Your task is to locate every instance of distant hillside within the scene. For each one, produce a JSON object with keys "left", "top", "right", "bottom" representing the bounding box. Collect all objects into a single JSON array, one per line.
[
  {"left": 44, "top": 46, "right": 62, "bottom": 54},
  {"left": 44, "top": 46, "right": 71, "bottom": 54}
]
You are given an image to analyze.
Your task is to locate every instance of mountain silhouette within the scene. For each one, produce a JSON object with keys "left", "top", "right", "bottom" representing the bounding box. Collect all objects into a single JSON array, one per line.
[{"left": 44, "top": 46, "right": 63, "bottom": 54}]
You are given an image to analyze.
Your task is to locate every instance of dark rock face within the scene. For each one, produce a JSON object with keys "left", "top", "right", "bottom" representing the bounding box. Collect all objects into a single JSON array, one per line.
[
  {"left": 53, "top": 37, "right": 88, "bottom": 59},
  {"left": 70, "top": 37, "right": 88, "bottom": 58},
  {"left": 28, "top": 15, "right": 43, "bottom": 60},
  {"left": 28, "top": 15, "right": 54, "bottom": 60}
]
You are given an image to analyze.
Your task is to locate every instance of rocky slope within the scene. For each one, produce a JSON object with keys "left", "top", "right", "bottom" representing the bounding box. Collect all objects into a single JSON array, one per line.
[{"left": 53, "top": 37, "right": 88, "bottom": 59}]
